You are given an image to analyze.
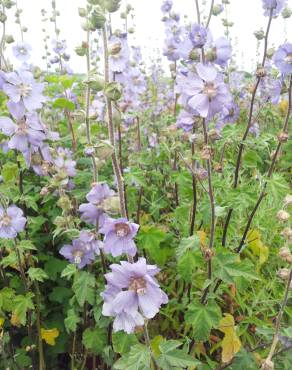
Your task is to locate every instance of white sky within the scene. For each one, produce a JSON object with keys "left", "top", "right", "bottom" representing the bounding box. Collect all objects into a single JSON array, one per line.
[{"left": 4, "top": 0, "right": 292, "bottom": 72}]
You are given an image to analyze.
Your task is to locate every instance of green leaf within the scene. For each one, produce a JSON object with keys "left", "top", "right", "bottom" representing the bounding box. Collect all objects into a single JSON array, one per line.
[
  {"left": 17, "top": 240, "right": 37, "bottom": 251},
  {"left": 112, "top": 331, "right": 139, "bottom": 354},
  {"left": 176, "top": 235, "right": 200, "bottom": 259},
  {"left": 27, "top": 268, "right": 48, "bottom": 282},
  {"left": 213, "top": 250, "right": 260, "bottom": 284},
  {"left": 137, "top": 226, "right": 166, "bottom": 259},
  {"left": 53, "top": 98, "right": 75, "bottom": 111},
  {"left": 114, "top": 344, "right": 151, "bottom": 370},
  {"left": 185, "top": 300, "right": 222, "bottom": 341},
  {"left": 227, "top": 349, "right": 257, "bottom": 369},
  {"left": 2, "top": 162, "right": 18, "bottom": 182},
  {"left": 177, "top": 251, "right": 203, "bottom": 282},
  {"left": 61, "top": 264, "right": 77, "bottom": 280},
  {"left": 72, "top": 271, "right": 95, "bottom": 306},
  {"left": 64, "top": 308, "right": 80, "bottom": 333},
  {"left": 82, "top": 327, "right": 107, "bottom": 354},
  {"left": 13, "top": 293, "right": 35, "bottom": 325},
  {"left": 49, "top": 287, "right": 72, "bottom": 303}
]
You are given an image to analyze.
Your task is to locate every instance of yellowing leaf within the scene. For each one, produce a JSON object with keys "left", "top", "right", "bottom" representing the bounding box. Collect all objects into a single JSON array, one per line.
[
  {"left": 41, "top": 328, "right": 59, "bottom": 346},
  {"left": 247, "top": 229, "right": 269, "bottom": 265},
  {"left": 279, "top": 100, "right": 288, "bottom": 116},
  {"left": 198, "top": 231, "right": 207, "bottom": 247},
  {"left": 10, "top": 312, "right": 21, "bottom": 327},
  {"left": 151, "top": 335, "right": 164, "bottom": 357},
  {"left": 219, "top": 314, "right": 241, "bottom": 363},
  {"left": 0, "top": 318, "right": 4, "bottom": 327}
]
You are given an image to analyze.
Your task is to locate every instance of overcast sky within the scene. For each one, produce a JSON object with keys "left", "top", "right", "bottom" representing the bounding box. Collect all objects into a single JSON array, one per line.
[{"left": 4, "top": 0, "right": 292, "bottom": 72}]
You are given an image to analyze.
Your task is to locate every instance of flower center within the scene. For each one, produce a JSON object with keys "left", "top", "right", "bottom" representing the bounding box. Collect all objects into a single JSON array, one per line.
[
  {"left": 203, "top": 82, "right": 217, "bottom": 99},
  {"left": 16, "top": 118, "right": 28, "bottom": 134},
  {"left": 73, "top": 250, "right": 84, "bottom": 264},
  {"left": 129, "top": 277, "right": 147, "bottom": 295},
  {"left": 0, "top": 215, "right": 11, "bottom": 227},
  {"left": 110, "top": 43, "right": 122, "bottom": 56},
  {"left": 19, "top": 47, "right": 27, "bottom": 55},
  {"left": 284, "top": 53, "right": 292, "bottom": 64},
  {"left": 115, "top": 223, "right": 130, "bottom": 238},
  {"left": 19, "top": 83, "right": 32, "bottom": 97}
]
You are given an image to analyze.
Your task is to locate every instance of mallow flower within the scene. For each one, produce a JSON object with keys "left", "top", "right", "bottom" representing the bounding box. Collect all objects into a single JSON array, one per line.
[
  {"left": 205, "top": 37, "right": 232, "bottom": 66},
  {"left": 161, "top": 0, "right": 173, "bottom": 13},
  {"left": 177, "top": 63, "right": 231, "bottom": 118},
  {"left": 0, "top": 205, "right": 26, "bottom": 238},
  {"left": 59, "top": 231, "right": 101, "bottom": 269},
  {"left": 2, "top": 69, "right": 45, "bottom": 111},
  {"left": 102, "top": 258, "right": 168, "bottom": 333},
  {"left": 108, "top": 34, "right": 130, "bottom": 73},
  {"left": 99, "top": 217, "right": 139, "bottom": 257},
  {"left": 189, "top": 23, "right": 208, "bottom": 48},
  {"left": 261, "top": 0, "right": 287, "bottom": 16},
  {"left": 273, "top": 43, "right": 292, "bottom": 75},
  {"left": 0, "top": 101, "right": 46, "bottom": 152},
  {"left": 79, "top": 182, "right": 115, "bottom": 225},
  {"left": 12, "top": 42, "right": 32, "bottom": 62}
]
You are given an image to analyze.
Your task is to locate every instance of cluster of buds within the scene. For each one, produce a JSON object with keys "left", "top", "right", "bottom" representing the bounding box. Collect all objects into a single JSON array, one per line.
[
  {"left": 277, "top": 210, "right": 290, "bottom": 222},
  {"left": 278, "top": 247, "right": 292, "bottom": 263}
]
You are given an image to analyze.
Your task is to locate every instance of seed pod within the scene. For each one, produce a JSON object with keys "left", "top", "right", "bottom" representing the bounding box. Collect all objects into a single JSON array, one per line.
[
  {"left": 282, "top": 6, "right": 292, "bottom": 18},
  {"left": 278, "top": 247, "right": 292, "bottom": 263},
  {"left": 78, "top": 7, "right": 87, "bottom": 17},
  {"left": 277, "top": 210, "right": 290, "bottom": 222},
  {"left": 254, "top": 29, "right": 265, "bottom": 40},
  {"left": 75, "top": 46, "right": 87, "bottom": 56},
  {"left": 104, "top": 0, "right": 121, "bottom": 13},
  {"left": 277, "top": 268, "right": 290, "bottom": 280},
  {"left": 104, "top": 81, "right": 122, "bottom": 101},
  {"left": 4, "top": 34, "right": 14, "bottom": 43},
  {"left": 284, "top": 194, "right": 292, "bottom": 207},
  {"left": 89, "top": 7, "right": 106, "bottom": 30},
  {"left": 278, "top": 131, "right": 289, "bottom": 143}
]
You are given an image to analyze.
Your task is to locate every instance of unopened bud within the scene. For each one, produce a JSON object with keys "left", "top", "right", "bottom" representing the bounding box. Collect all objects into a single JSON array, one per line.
[
  {"left": 256, "top": 67, "right": 266, "bottom": 78},
  {"left": 214, "top": 163, "right": 223, "bottom": 173},
  {"left": 278, "top": 131, "right": 289, "bottom": 143},
  {"left": 75, "top": 46, "right": 87, "bottom": 56},
  {"left": 4, "top": 34, "right": 14, "bottom": 43},
  {"left": 282, "top": 6, "right": 292, "bottom": 19},
  {"left": 277, "top": 210, "right": 290, "bottom": 222},
  {"left": 40, "top": 187, "right": 49, "bottom": 196},
  {"left": 261, "top": 359, "right": 274, "bottom": 370},
  {"left": 283, "top": 194, "right": 292, "bottom": 207},
  {"left": 104, "top": 0, "right": 121, "bottom": 13},
  {"left": 212, "top": 4, "right": 224, "bottom": 16},
  {"left": 254, "top": 29, "right": 265, "bottom": 40},
  {"left": 281, "top": 228, "right": 292, "bottom": 241},
  {"left": 278, "top": 268, "right": 290, "bottom": 280},
  {"left": 208, "top": 129, "right": 221, "bottom": 141},
  {"left": 104, "top": 81, "right": 122, "bottom": 101},
  {"left": 78, "top": 7, "right": 87, "bottom": 17},
  {"left": 201, "top": 146, "right": 212, "bottom": 160},
  {"left": 89, "top": 7, "right": 106, "bottom": 30},
  {"left": 278, "top": 247, "right": 292, "bottom": 263}
]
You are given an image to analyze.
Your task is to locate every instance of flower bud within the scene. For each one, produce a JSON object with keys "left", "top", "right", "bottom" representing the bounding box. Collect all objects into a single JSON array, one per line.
[
  {"left": 208, "top": 129, "right": 221, "bottom": 141},
  {"left": 256, "top": 67, "right": 266, "bottom": 78},
  {"left": 266, "top": 47, "right": 275, "bottom": 58},
  {"left": 277, "top": 210, "right": 290, "bottom": 222},
  {"left": 277, "top": 131, "right": 289, "bottom": 143},
  {"left": 281, "top": 228, "right": 292, "bottom": 241},
  {"left": 22, "top": 26, "right": 28, "bottom": 32},
  {"left": 89, "top": 7, "right": 106, "bottom": 30},
  {"left": 110, "top": 42, "right": 122, "bottom": 55},
  {"left": 40, "top": 187, "right": 49, "bottom": 196},
  {"left": 4, "top": 34, "right": 14, "bottom": 43},
  {"left": 3, "top": 0, "right": 15, "bottom": 9},
  {"left": 195, "top": 167, "right": 208, "bottom": 180},
  {"left": 284, "top": 195, "right": 292, "bottom": 207},
  {"left": 254, "top": 29, "right": 265, "bottom": 40},
  {"left": 104, "top": 0, "right": 121, "bottom": 12},
  {"left": 104, "top": 82, "right": 122, "bottom": 101},
  {"left": 212, "top": 4, "right": 224, "bottom": 16},
  {"left": 201, "top": 146, "right": 212, "bottom": 160},
  {"left": 0, "top": 12, "right": 7, "bottom": 23},
  {"left": 57, "top": 196, "right": 72, "bottom": 211},
  {"left": 214, "top": 163, "right": 223, "bottom": 173},
  {"left": 95, "top": 140, "right": 114, "bottom": 160},
  {"left": 78, "top": 7, "right": 87, "bottom": 17},
  {"left": 278, "top": 247, "right": 292, "bottom": 263},
  {"left": 282, "top": 6, "right": 292, "bottom": 18},
  {"left": 261, "top": 359, "right": 274, "bottom": 370},
  {"left": 75, "top": 46, "right": 87, "bottom": 56},
  {"left": 277, "top": 268, "right": 290, "bottom": 280}
]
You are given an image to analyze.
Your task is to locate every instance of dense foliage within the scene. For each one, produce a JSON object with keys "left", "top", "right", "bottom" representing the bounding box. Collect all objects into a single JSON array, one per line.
[{"left": 0, "top": 0, "right": 291, "bottom": 369}]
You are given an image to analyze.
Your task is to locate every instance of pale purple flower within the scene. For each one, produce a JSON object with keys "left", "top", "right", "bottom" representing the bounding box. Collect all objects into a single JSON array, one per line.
[
  {"left": 52, "top": 39, "right": 67, "bottom": 55},
  {"left": 208, "top": 37, "right": 232, "bottom": 66},
  {"left": 0, "top": 205, "right": 26, "bottom": 238},
  {"left": 273, "top": 43, "right": 292, "bottom": 75},
  {"left": 109, "top": 35, "right": 130, "bottom": 73},
  {"left": 54, "top": 156, "right": 76, "bottom": 177},
  {"left": 177, "top": 63, "right": 231, "bottom": 118},
  {"left": 163, "top": 37, "right": 181, "bottom": 61},
  {"left": 99, "top": 217, "right": 139, "bottom": 257},
  {"left": 59, "top": 231, "right": 101, "bottom": 269},
  {"left": 2, "top": 70, "right": 45, "bottom": 111},
  {"left": 102, "top": 258, "right": 168, "bottom": 333},
  {"left": 0, "top": 101, "right": 46, "bottom": 152},
  {"left": 189, "top": 23, "right": 208, "bottom": 48},
  {"left": 259, "top": 77, "right": 282, "bottom": 104},
  {"left": 161, "top": 0, "right": 173, "bottom": 13},
  {"left": 79, "top": 183, "right": 114, "bottom": 225},
  {"left": 261, "top": 0, "right": 287, "bottom": 16},
  {"left": 12, "top": 42, "right": 32, "bottom": 62},
  {"left": 219, "top": 101, "right": 240, "bottom": 125},
  {"left": 177, "top": 109, "right": 197, "bottom": 132}
]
